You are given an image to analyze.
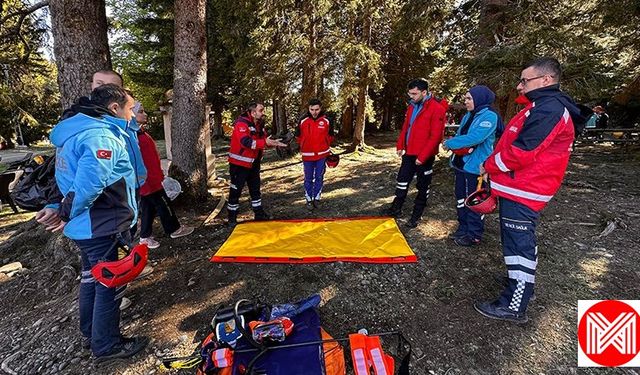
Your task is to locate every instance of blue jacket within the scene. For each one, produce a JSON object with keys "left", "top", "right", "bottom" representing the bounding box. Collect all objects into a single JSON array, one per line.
[
  {"left": 50, "top": 113, "right": 139, "bottom": 240},
  {"left": 444, "top": 107, "right": 497, "bottom": 175},
  {"left": 61, "top": 96, "right": 146, "bottom": 187}
]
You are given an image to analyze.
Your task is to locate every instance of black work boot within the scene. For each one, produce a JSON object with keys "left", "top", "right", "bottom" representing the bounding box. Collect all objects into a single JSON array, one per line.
[
  {"left": 253, "top": 207, "right": 271, "bottom": 221},
  {"left": 227, "top": 209, "right": 238, "bottom": 228},
  {"left": 406, "top": 204, "right": 425, "bottom": 228},
  {"left": 94, "top": 336, "right": 149, "bottom": 364},
  {"left": 473, "top": 300, "right": 528, "bottom": 323},
  {"left": 382, "top": 198, "right": 404, "bottom": 218}
]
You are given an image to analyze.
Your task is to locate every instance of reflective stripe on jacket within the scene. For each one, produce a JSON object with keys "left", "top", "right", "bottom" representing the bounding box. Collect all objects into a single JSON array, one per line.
[
  {"left": 228, "top": 114, "right": 267, "bottom": 168},
  {"left": 485, "top": 86, "right": 577, "bottom": 211},
  {"left": 296, "top": 113, "right": 334, "bottom": 161}
]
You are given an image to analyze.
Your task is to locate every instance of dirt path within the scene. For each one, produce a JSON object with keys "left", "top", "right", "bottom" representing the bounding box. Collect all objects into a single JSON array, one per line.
[{"left": 0, "top": 135, "right": 638, "bottom": 374}]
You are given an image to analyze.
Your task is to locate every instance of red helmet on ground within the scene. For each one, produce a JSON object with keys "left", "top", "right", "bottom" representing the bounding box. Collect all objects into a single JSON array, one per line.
[
  {"left": 91, "top": 243, "right": 149, "bottom": 288},
  {"left": 464, "top": 188, "right": 497, "bottom": 214},
  {"left": 326, "top": 154, "right": 339, "bottom": 168}
]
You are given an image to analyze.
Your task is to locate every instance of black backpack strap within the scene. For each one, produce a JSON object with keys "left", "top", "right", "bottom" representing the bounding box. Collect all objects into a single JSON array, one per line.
[{"left": 396, "top": 332, "right": 411, "bottom": 375}]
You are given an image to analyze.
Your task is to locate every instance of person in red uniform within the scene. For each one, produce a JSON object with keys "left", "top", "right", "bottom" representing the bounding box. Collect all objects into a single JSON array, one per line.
[
  {"left": 474, "top": 57, "right": 584, "bottom": 323},
  {"left": 227, "top": 102, "right": 286, "bottom": 226},
  {"left": 295, "top": 98, "right": 335, "bottom": 210},
  {"left": 382, "top": 78, "right": 448, "bottom": 228},
  {"left": 135, "top": 102, "right": 193, "bottom": 248}
]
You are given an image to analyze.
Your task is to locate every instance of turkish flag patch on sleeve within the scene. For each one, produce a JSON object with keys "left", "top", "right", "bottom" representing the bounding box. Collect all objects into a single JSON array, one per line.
[{"left": 97, "top": 150, "right": 112, "bottom": 160}]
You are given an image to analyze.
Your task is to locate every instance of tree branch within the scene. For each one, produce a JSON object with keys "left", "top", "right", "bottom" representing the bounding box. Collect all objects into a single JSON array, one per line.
[
  {"left": 0, "top": 0, "right": 49, "bottom": 61},
  {"left": 0, "top": 0, "right": 49, "bottom": 27}
]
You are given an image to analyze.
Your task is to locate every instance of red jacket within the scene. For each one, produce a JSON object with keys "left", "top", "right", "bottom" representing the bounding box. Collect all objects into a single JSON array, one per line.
[
  {"left": 485, "top": 86, "right": 577, "bottom": 211},
  {"left": 296, "top": 113, "right": 334, "bottom": 161},
  {"left": 138, "top": 130, "right": 164, "bottom": 196},
  {"left": 228, "top": 113, "right": 267, "bottom": 168},
  {"left": 396, "top": 96, "right": 448, "bottom": 163}
]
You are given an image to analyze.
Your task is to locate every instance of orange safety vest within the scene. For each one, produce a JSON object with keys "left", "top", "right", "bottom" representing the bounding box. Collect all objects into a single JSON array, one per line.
[
  {"left": 349, "top": 333, "right": 395, "bottom": 375},
  {"left": 212, "top": 348, "right": 233, "bottom": 368}
]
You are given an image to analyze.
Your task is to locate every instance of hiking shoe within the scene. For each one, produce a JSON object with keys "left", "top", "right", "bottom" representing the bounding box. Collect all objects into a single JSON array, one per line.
[
  {"left": 134, "top": 265, "right": 154, "bottom": 281},
  {"left": 306, "top": 201, "right": 314, "bottom": 211},
  {"left": 473, "top": 300, "right": 528, "bottom": 323},
  {"left": 253, "top": 209, "right": 271, "bottom": 221},
  {"left": 449, "top": 229, "right": 466, "bottom": 240},
  {"left": 140, "top": 237, "right": 160, "bottom": 249},
  {"left": 82, "top": 337, "right": 91, "bottom": 350},
  {"left": 227, "top": 211, "right": 238, "bottom": 228},
  {"left": 170, "top": 225, "right": 194, "bottom": 239},
  {"left": 93, "top": 336, "right": 149, "bottom": 364},
  {"left": 405, "top": 219, "right": 419, "bottom": 229},
  {"left": 453, "top": 235, "right": 480, "bottom": 247},
  {"left": 119, "top": 297, "right": 132, "bottom": 311},
  {"left": 382, "top": 205, "right": 402, "bottom": 218},
  {"left": 312, "top": 200, "right": 322, "bottom": 209}
]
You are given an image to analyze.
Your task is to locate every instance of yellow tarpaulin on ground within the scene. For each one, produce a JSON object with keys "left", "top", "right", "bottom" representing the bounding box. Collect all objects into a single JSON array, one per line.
[{"left": 211, "top": 217, "right": 416, "bottom": 264}]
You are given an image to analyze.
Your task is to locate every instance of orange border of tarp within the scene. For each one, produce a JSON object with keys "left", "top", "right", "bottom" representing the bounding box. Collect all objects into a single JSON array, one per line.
[{"left": 211, "top": 216, "right": 417, "bottom": 264}]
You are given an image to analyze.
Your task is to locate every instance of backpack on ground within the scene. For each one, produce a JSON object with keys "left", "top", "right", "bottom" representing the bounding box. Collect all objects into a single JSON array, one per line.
[
  {"left": 161, "top": 295, "right": 411, "bottom": 375},
  {"left": 10, "top": 154, "right": 62, "bottom": 211}
]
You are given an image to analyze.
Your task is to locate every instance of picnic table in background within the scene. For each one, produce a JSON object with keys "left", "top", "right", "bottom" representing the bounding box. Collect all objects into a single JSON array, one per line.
[{"left": 580, "top": 127, "right": 640, "bottom": 144}]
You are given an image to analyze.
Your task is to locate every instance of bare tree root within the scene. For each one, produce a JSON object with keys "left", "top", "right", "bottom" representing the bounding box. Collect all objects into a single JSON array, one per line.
[
  {"left": 0, "top": 219, "right": 49, "bottom": 256},
  {"left": 344, "top": 142, "right": 380, "bottom": 157},
  {"left": 1, "top": 219, "right": 80, "bottom": 298}
]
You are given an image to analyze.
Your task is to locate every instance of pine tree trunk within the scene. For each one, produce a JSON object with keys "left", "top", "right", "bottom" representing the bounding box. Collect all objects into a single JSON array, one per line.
[
  {"left": 339, "top": 98, "right": 354, "bottom": 138},
  {"left": 272, "top": 99, "right": 287, "bottom": 135},
  {"left": 352, "top": 78, "right": 368, "bottom": 148},
  {"left": 49, "top": 0, "right": 111, "bottom": 109},
  {"left": 381, "top": 97, "right": 392, "bottom": 131},
  {"left": 351, "top": 13, "right": 372, "bottom": 149},
  {"left": 171, "top": 0, "right": 209, "bottom": 200},
  {"left": 212, "top": 102, "right": 224, "bottom": 138},
  {"left": 300, "top": 0, "right": 319, "bottom": 110}
]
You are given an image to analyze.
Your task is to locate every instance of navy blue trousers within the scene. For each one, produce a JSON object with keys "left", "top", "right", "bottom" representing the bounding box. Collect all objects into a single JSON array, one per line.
[
  {"left": 228, "top": 162, "right": 262, "bottom": 213},
  {"left": 453, "top": 169, "right": 485, "bottom": 240},
  {"left": 76, "top": 231, "right": 131, "bottom": 356},
  {"left": 303, "top": 158, "right": 326, "bottom": 201},
  {"left": 393, "top": 155, "right": 435, "bottom": 209},
  {"left": 497, "top": 197, "right": 539, "bottom": 314}
]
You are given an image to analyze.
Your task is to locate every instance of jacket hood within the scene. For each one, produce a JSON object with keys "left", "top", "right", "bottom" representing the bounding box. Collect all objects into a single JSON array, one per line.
[
  {"left": 61, "top": 96, "right": 113, "bottom": 120},
  {"left": 525, "top": 84, "right": 586, "bottom": 125},
  {"left": 50, "top": 113, "right": 129, "bottom": 147},
  {"left": 469, "top": 85, "right": 495, "bottom": 113}
]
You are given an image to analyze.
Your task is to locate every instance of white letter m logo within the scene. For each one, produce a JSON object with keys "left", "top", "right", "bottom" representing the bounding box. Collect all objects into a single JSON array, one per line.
[{"left": 587, "top": 312, "right": 636, "bottom": 355}]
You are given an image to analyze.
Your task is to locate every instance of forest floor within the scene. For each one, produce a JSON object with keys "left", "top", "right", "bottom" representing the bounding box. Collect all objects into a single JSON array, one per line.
[{"left": 0, "top": 133, "right": 639, "bottom": 375}]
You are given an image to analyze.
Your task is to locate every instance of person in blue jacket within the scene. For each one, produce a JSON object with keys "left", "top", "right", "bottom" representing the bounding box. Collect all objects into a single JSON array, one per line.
[
  {"left": 50, "top": 84, "right": 148, "bottom": 363},
  {"left": 442, "top": 85, "right": 502, "bottom": 246},
  {"left": 36, "top": 70, "right": 150, "bottom": 312},
  {"left": 37, "top": 70, "right": 147, "bottom": 230}
]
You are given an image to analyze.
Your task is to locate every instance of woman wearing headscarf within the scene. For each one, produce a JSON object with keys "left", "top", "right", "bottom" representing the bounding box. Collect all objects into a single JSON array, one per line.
[{"left": 443, "top": 85, "right": 503, "bottom": 246}]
